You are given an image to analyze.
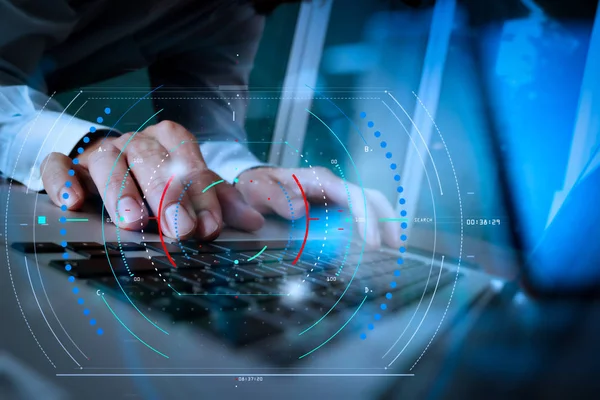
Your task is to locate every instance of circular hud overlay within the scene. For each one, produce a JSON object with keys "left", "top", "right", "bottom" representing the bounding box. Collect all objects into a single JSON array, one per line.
[{"left": 4, "top": 87, "right": 464, "bottom": 373}]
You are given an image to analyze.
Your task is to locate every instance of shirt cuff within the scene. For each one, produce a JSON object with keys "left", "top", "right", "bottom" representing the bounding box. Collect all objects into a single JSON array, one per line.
[
  {"left": 199, "top": 141, "right": 268, "bottom": 183},
  {"left": 3, "top": 111, "right": 110, "bottom": 191}
]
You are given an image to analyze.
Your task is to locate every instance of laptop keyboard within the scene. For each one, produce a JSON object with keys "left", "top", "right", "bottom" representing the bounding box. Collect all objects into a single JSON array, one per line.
[{"left": 12, "top": 240, "right": 456, "bottom": 348}]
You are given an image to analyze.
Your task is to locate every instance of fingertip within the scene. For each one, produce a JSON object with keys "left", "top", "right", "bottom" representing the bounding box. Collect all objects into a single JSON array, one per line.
[
  {"left": 197, "top": 209, "right": 221, "bottom": 241},
  {"left": 116, "top": 215, "right": 149, "bottom": 232},
  {"left": 367, "top": 228, "right": 382, "bottom": 249},
  {"left": 244, "top": 208, "right": 265, "bottom": 231},
  {"left": 115, "top": 197, "right": 149, "bottom": 232}
]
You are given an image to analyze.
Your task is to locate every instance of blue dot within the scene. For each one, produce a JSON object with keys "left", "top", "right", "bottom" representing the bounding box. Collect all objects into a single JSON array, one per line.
[
  {"left": 367, "top": 121, "right": 374, "bottom": 128},
  {"left": 60, "top": 205, "right": 67, "bottom": 211},
  {"left": 77, "top": 147, "right": 84, "bottom": 154},
  {"left": 360, "top": 112, "right": 366, "bottom": 119},
  {"left": 104, "top": 107, "right": 111, "bottom": 115},
  {"left": 64, "top": 264, "right": 72, "bottom": 271},
  {"left": 399, "top": 198, "right": 406, "bottom": 205},
  {"left": 83, "top": 309, "right": 90, "bottom": 315},
  {"left": 61, "top": 241, "right": 67, "bottom": 247},
  {"left": 60, "top": 229, "right": 67, "bottom": 235},
  {"left": 62, "top": 192, "right": 69, "bottom": 199},
  {"left": 90, "top": 319, "right": 96, "bottom": 326},
  {"left": 97, "top": 328, "right": 104, "bottom": 336},
  {"left": 394, "top": 270, "right": 401, "bottom": 276},
  {"left": 62, "top": 252, "right": 69, "bottom": 259},
  {"left": 60, "top": 216, "right": 66, "bottom": 223},
  {"left": 397, "top": 258, "right": 404, "bottom": 265},
  {"left": 401, "top": 210, "right": 407, "bottom": 217},
  {"left": 386, "top": 293, "right": 393, "bottom": 300},
  {"left": 401, "top": 222, "right": 408, "bottom": 229},
  {"left": 374, "top": 131, "right": 381, "bottom": 138},
  {"left": 90, "top": 127, "right": 97, "bottom": 133},
  {"left": 390, "top": 163, "right": 397, "bottom": 170},
  {"left": 380, "top": 141, "right": 387, "bottom": 148},
  {"left": 394, "top": 175, "right": 401, "bottom": 181},
  {"left": 68, "top": 169, "right": 75, "bottom": 176},
  {"left": 77, "top": 298, "right": 84, "bottom": 305},
  {"left": 360, "top": 333, "right": 367, "bottom": 340},
  {"left": 374, "top": 314, "right": 382, "bottom": 321},
  {"left": 68, "top": 276, "right": 75, "bottom": 282},
  {"left": 72, "top": 158, "right": 79, "bottom": 165},
  {"left": 65, "top": 181, "right": 72, "bottom": 188},
  {"left": 400, "top": 247, "right": 406, "bottom": 253},
  {"left": 368, "top": 323, "right": 374, "bottom": 330},
  {"left": 96, "top": 117, "right": 103, "bottom": 124},
  {"left": 72, "top": 287, "right": 79, "bottom": 294},
  {"left": 401, "top": 234, "right": 407, "bottom": 241},
  {"left": 380, "top": 303, "right": 387, "bottom": 310},
  {"left": 397, "top": 187, "right": 404, "bottom": 193},
  {"left": 83, "top": 137, "right": 90, "bottom": 144},
  {"left": 390, "top": 281, "right": 397, "bottom": 288},
  {"left": 386, "top": 152, "right": 392, "bottom": 159}
]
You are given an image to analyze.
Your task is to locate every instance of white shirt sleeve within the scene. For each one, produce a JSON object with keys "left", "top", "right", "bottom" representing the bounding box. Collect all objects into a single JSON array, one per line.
[
  {"left": 0, "top": 85, "right": 110, "bottom": 191},
  {"left": 200, "top": 141, "right": 268, "bottom": 184}
]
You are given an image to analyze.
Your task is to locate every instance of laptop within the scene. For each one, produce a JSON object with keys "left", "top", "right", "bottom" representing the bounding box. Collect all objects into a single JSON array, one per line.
[{"left": 1, "top": 165, "right": 493, "bottom": 400}]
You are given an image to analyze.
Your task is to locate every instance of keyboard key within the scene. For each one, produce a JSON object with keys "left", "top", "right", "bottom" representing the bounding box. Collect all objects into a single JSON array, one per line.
[
  {"left": 170, "top": 269, "right": 232, "bottom": 287},
  {"left": 12, "top": 242, "right": 64, "bottom": 253},
  {"left": 177, "top": 241, "right": 229, "bottom": 254},
  {"left": 73, "top": 248, "right": 122, "bottom": 258},
  {"left": 89, "top": 277, "right": 206, "bottom": 320},
  {"left": 141, "top": 242, "right": 196, "bottom": 255},
  {"left": 138, "top": 275, "right": 204, "bottom": 295},
  {"left": 238, "top": 264, "right": 287, "bottom": 279},
  {"left": 262, "top": 251, "right": 296, "bottom": 262},
  {"left": 66, "top": 242, "right": 106, "bottom": 251},
  {"left": 211, "top": 240, "right": 300, "bottom": 252},
  {"left": 106, "top": 242, "right": 147, "bottom": 251},
  {"left": 152, "top": 254, "right": 224, "bottom": 269},
  {"left": 208, "top": 266, "right": 265, "bottom": 283},
  {"left": 49, "top": 257, "right": 169, "bottom": 278}
]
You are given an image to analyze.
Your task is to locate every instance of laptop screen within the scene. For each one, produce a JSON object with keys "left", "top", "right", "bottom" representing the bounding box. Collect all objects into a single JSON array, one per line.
[{"left": 479, "top": 12, "right": 600, "bottom": 293}]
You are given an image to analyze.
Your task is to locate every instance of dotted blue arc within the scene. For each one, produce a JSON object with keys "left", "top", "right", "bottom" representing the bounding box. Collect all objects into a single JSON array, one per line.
[
  {"left": 60, "top": 108, "right": 108, "bottom": 337},
  {"left": 359, "top": 111, "right": 408, "bottom": 340}
]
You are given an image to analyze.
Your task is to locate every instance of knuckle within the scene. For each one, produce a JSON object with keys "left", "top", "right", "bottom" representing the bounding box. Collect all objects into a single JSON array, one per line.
[
  {"left": 112, "top": 133, "right": 133, "bottom": 147},
  {"left": 125, "top": 137, "right": 163, "bottom": 160},
  {"left": 88, "top": 143, "right": 120, "bottom": 164},
  {"left": 154, "top": 120, "right": 184, "bottom": 134},
  {"left": 145, "top": 175, "right": 170, "bottom": 195}
]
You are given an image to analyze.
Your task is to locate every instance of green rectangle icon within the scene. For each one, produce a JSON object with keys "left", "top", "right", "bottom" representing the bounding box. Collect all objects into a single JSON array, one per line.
[{"left": 37, "top": 216, "right": 46, "bottom": 224}]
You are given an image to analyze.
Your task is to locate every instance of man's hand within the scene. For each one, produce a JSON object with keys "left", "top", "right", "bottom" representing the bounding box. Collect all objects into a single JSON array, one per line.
[
  {"left": 40, "top": 121, "right": 264, "bottom": 240},
  {"left": 236, "top": 167, "right": 402, "bottom": 248}
]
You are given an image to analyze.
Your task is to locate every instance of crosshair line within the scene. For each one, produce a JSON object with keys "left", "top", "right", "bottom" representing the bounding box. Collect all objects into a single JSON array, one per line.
[{"left": 291, "top": 174, "right": 309, "bottom": 265}]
